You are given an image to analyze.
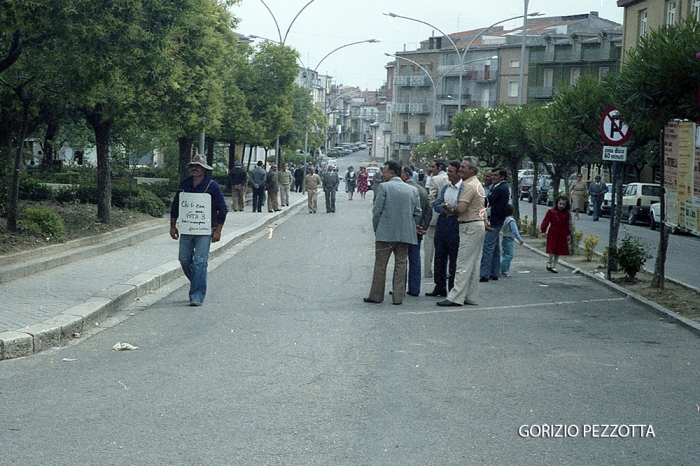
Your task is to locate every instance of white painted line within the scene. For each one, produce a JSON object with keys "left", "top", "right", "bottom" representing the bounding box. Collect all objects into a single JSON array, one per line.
[{"left": 398, "top": 297, "right": 628, "bottom": 315}]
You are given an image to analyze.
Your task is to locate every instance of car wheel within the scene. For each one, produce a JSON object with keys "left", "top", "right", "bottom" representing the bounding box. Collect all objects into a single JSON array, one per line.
[
  {"left": 527, "top": 193, "right": 532, "bottom": 203},
  {"left": 628, "top": 208, "right": 637, "bottom": 225},
  {"left": 650, "top": 216, "right": 657, "bottom": 230}
]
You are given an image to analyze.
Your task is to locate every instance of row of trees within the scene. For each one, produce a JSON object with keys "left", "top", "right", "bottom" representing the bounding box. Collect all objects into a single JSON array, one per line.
[
  {"left": 413, "top": 19, "right": 700, "bottom": 286},
  {"left": 1, "top": 0, "right": 326, "bottom": 228}
]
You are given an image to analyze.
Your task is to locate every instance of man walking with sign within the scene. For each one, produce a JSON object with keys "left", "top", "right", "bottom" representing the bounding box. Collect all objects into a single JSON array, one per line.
[{"left": 170, "top": 155, "right": 228, "bottom": 306}]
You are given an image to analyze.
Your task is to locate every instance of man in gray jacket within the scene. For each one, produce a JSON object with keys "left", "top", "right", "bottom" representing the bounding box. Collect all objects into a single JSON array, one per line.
[
  {"left": 249, "top": 161, "right": 267, "bottom": 213},
  {"left": 364, "top": 160, "right": 421, "bottom": 305},
  {"left": 322, "top": 165, "right": 339, "bottom": 213}
]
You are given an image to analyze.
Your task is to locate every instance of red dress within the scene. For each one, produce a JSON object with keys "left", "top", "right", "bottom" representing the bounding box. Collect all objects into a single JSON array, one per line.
[
  {"left": 540, "top": 208, "right": 571, "bottom": 255},
  {"left": 357, "top": 171, "right": 369, "bottom": 193}
]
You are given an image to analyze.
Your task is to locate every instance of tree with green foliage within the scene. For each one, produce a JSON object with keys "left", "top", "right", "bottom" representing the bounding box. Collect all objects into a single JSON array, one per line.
[
  {"left": 450, "top": 107, "right": 500, "bottom": 167},
  {"left": 613, "top": 19, "right": 700, "bottom": 288}
]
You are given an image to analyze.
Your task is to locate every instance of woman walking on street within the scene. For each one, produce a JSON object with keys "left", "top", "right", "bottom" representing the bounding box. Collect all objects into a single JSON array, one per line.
[
  {"left": 357, "top": 166, "right": 369, "bottom": 200},
  {"left": 345, "top": 166, "right": 357, "bottom": 200},
  {"left": 569, "top": 173, "right": 587, "bottom": 219},
  {"left": 540, "top": 195, "right": 571, "bottom": 274}
]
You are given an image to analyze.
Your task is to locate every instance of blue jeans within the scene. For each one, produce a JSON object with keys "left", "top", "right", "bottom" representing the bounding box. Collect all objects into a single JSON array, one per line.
[
  {"left": 500, "top": 237, "right": 515, "bottom": 273},
  {"left": 592, "top": 195, "right": 604, "bottom": 220},
  {"left": 480, "top": 225, "right": 502, "bottom": 279},
  {"left": 179, "top": 234, "right": 212, "bottom": 304}
]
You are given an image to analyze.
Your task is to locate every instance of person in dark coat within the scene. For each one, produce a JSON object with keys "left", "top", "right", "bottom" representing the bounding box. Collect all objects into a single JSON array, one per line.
[{"left": 540, "top": 195, "right": 572, "bottom": 273}]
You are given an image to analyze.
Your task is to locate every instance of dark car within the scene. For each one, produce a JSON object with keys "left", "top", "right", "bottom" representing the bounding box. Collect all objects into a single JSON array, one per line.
[{"left": 518, "top": 175, "right": 534, "bottom": 201}]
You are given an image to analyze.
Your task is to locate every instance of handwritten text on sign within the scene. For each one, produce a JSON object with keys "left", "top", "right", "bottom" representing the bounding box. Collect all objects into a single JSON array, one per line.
[
  {"left": 602, "top": 146, "right": 627, "bottom": 162},
  {"left": 178, "top": 193, "right": 211, "bottom": 235}
]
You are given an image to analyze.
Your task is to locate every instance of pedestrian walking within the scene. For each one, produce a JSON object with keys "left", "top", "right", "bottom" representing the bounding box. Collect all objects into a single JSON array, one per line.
[
  {"left": 322, "top": 165, "right": 339, "bottom": 213},
  {"left": 588, "top": 174, "right": 608, "bottom": 221},
  {"left": 540, "top": 195, "right": 572, "bottom": 274},
  {"left": 500, "top": 204, "right": 525, "bottom": 277},
  {"left": 436, "top": 157, "right": 487, "bottom": 307},
  {"left": 569, "top": 173, "right": 587, "bottom": 220},
  {"left": 364, "top": 161, "right": 421, "bottom": 305},
  {"left": 357, "top": 166, "right": 369, "bottom": 200},
  {"left": 304, "top": 167, "right": 322, "bottom": 213},
  {"left": 345, "top": 166, "right": 357, "bottom": 200},
  {"left": 169, "top": 155, "right": 228, "bottom": 306},
  {"left": 294, "top": 164, "right": 305, "bottom": 193}
]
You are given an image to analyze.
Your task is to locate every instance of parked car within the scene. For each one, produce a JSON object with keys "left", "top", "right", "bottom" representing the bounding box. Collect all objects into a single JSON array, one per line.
[
  {"left": 517, "top": 169, "right": 534, "bottom": 182},
  {"left": 621, "top": 182, "right": 661, "bottom": 225},
  {"left": 518, "top": 175, "right": 534, "bottom": 201},
  {"left": 366, "top": 164, "right": 381, "bottom": 187},
  {"left": 649, "top": 201, "right": 661, "bottom": 230}
]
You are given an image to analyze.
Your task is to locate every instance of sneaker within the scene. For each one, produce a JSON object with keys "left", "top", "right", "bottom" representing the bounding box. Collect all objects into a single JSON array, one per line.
[
  {"left": 550, "top": 268, "right": 558, "bottom": 274},
  {"left": 501, "top": 272, "right": 511, "bottom": 277},
  {"left": 189, "top": 301, "right": 202, "bottom": 307}
]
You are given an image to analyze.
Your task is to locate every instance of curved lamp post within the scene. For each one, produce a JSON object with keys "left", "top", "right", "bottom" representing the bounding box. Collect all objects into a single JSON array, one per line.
[
  {"left": 258, "top": 0, "right": 319, "bottom": 44},
  {"left": 383, "top": 10, "right": 544, "bottom": 113}
]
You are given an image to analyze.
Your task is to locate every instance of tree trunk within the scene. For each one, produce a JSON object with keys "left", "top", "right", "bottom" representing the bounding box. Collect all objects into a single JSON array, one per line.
[
  {"left": 652, "top": 129, "right": 666, "bottom": 289},
  {"left": 41, "top": 119, "right": 59, "bottom": 170},
  {"left": 8, "top": 98, "right": 31, "bottom": 231},
  {"left": 228, "top": 140, "right": 237, "bottom": 171},
  {"left": 178, "top": 137, "right": 193, "bottom": 180},
  {"left": 530, "top": 166, "right": 539, "bottom": 237},
  {"left": 205, "top": 136, "right": 215, "bottom": 168},
  {"left": 85, "top": 110, "right": 112, "bottom": 224},
  {"left": 246, "top": 144, "right": 253, "bottom": 172}
]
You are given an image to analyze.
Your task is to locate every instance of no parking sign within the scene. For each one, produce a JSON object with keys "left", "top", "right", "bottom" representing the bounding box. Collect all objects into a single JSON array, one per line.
[{"left": 599, "top": 106, "right": 632, "bottom": 146}]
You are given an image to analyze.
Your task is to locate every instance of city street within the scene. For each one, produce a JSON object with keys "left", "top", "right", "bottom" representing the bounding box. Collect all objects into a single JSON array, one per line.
[
  {"left": 2, "top": 151, "right": 700, "bottom": 464},
  {"left": 517, "top": 198, "right": 700, "bottom": 290}
]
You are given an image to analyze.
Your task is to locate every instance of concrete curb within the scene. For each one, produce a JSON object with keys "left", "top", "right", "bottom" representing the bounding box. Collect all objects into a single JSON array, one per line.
[
  {"left": 0, "top": 198, "right": 305, "bottom": 361},
  {"left": 523, "top": 243, "right": 700, "bottom": 335},
  {"left": 0, "top": 219, "right": 168, "bottom": 284}
]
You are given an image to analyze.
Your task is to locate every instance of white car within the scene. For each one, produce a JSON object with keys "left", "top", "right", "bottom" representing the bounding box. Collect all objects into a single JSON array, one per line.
[{"left": 621, "top": 182, "right": 661, "bottom": 225}]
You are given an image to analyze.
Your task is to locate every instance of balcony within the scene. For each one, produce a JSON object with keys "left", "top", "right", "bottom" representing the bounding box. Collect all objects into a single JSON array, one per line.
[
  {"left": 393, "top": 103, "right": 430, "bottom": 114},
  {"left": 393, "top": 75, "right": 432, "bottom": 87},
  {"left": 393, "top": 134, "right": 410, "bottom": 143},
  {"left": 529, "top": 86, "right": 554, "bottom": 99},
  {"left": 437, "top": 94, "right": 471, "bottom": 103}
]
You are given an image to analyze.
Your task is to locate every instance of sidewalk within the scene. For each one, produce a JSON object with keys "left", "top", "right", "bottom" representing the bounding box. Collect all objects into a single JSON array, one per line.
[{"left": 0, "top": 192, "right": 308, "bottom": 361}]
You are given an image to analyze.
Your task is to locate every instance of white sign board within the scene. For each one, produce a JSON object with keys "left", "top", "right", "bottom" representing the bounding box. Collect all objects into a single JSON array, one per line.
[
  {"left": 178, "top": 192, "right": 211, "bottom": 235},
  {"left": 602, "top": 146, "right": 627, "bottom": 162}
]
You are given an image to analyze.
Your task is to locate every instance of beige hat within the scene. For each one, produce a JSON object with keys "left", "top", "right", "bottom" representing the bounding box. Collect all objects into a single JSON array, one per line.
[{"left": 187, "top": 154, "right": 213, "bottom": 171}]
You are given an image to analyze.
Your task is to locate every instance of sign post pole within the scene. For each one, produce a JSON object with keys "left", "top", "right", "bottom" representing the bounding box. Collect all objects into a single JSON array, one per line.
[{"left": 599, "top": 106, "right": 631, "bottom": 279}]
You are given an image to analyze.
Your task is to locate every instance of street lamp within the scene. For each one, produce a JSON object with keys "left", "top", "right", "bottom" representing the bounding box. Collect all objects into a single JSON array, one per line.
[
  {"left": 314, "top": 39, "right": 381, "bottom": 73},
  {"left": 518, "top": 0, "right": 531, "bottom": 105},
  {"left": 383, "top": 10, "right": 544, "bottom": 113},
  {"left": 258, "top": 0, "right": 318, "bottom": 44}
]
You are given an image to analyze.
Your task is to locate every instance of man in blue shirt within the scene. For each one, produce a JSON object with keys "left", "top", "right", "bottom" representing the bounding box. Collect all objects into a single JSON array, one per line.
[{"left": 170, "top": 155, "right": 228, "bottom": 306}]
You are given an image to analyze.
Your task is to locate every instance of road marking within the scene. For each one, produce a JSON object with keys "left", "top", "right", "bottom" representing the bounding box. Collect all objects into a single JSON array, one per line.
[{"left": 398, "top": 297, "right": 627, "bottom": 315}]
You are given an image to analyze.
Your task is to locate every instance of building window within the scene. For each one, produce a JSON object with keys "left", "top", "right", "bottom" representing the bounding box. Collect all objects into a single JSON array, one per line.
[
  {"left": 403, "top": 121, "right": 409, "bottom": 134},
  {"left": 403, "top": 90, "right": 410, "bottom": 103},
  {"left": 510, "top": 59, "right": 520, "bottom": 68},
  {"left": 667, "top": 1, "right": 676, "bottom": 25},
  {"left": 544, "top": 69, "right": 553, "bottom": 88},
  {"left": 419, "top": 121, "right": 426, "bottom": 136},
  {"left": 570, "top": 68, "right": 581, "bottom": 85},
  {"left": 693, "top": 0, "right": 700, "bottom": 21},
  {"left": 508, "top": 81, "right": 519, "bottom": 98},
  {"left": 639, "top": 9, "right": 648, "bottom": 39},
  {"left": 599, "top": 67, "right": 610, "bottom": 81},
  {"left": 421, "top": 90, "right": 428, "bottom": 103}
]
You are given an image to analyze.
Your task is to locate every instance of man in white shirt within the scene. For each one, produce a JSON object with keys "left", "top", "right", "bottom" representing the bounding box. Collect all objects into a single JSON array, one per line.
[{"left": 424, "top": 160, "right": 449, "bottom": 280}]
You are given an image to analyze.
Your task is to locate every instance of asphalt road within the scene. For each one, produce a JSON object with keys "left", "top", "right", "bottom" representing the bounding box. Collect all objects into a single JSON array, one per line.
[
  {"left": 2, "top": 151, "right": 700, "bottom": 464},
  {"left": 517, "top": 198, "right": 700, "bottom": 290}
]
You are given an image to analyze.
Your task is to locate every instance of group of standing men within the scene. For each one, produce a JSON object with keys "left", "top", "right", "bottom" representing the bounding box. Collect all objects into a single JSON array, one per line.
[
  {"left": 366, "top": 158, "right": 513, "bottom": 307},
  {"left": 228, "top": 161, "right": 297, "bottom": 213}
]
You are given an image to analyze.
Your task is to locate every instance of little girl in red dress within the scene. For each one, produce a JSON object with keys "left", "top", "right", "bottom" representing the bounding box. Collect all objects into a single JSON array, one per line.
[{"left": 540, "top": 195, "right": 571, "bottom": 273}]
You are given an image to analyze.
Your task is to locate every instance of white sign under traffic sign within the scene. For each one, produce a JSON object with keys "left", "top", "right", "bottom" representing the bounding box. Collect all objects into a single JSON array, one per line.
[{"left": 602, "top": 146, "right": 627, "bottom": 162}]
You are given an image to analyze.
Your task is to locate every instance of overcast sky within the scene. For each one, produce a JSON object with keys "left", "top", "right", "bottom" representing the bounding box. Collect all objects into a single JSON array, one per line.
[{"left": 230, "top": 0, "right": 624, "bottom": 90}]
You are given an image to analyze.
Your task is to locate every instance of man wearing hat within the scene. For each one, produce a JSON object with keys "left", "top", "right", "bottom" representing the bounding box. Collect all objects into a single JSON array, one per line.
[
  {"left": 170, "top": 155, "right": 228, "bottom": 306},
  {"left": 588, "top": 174, "right": 608, "bottom": 221}
]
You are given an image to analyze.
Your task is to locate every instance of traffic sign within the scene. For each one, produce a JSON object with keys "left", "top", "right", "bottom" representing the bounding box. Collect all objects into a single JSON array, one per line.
[
  {"left": 602, "top": 146, "right": 627, "bottom": 162},
  {"left": 599, "top": 106, "right": 631, "bottom": 146}
]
